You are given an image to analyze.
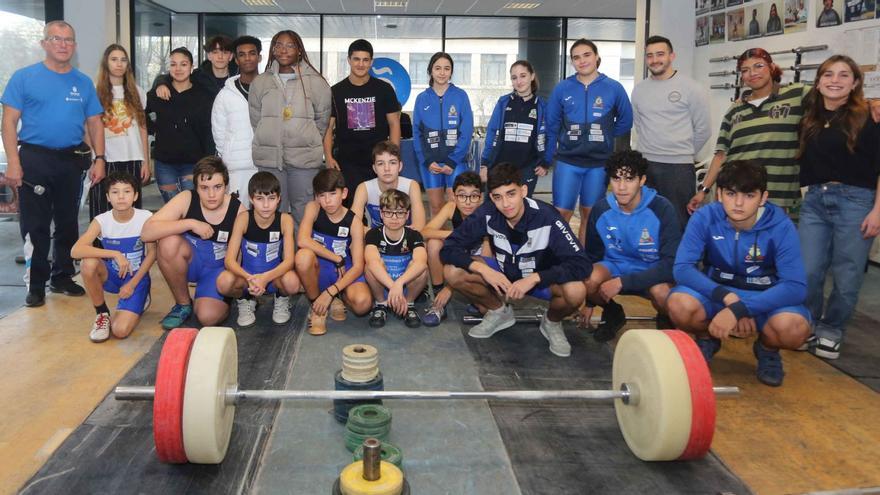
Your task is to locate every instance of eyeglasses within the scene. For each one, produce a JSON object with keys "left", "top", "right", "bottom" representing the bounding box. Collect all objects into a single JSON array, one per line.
[
  {"left": 274, "top": 42, "right": 297, "bottom": 51},
  {"left": 739, "top": 62, "right": 767, "bottom": 75},
  {"left": 45, "top": 36, "right": 76, "bottom": 45},
  {"left": 380, "top": 209, "right": 408, "bottom": 219},
  {"left": 455, "top": 193, "right": 482, "bottom": 203}
]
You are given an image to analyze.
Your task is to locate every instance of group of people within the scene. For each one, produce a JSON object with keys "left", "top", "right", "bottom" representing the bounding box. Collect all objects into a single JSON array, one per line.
[{"left": 3, "top": 21, "right": 879, "bottom": 389}]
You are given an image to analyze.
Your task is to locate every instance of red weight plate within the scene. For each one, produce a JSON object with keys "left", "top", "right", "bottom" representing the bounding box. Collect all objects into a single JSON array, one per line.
[
  {"left": 153, "top": 328, "right": 199, "bottom": 463},
  {"left": 663, "top": 330, "right": 717, "bottom": 460}
]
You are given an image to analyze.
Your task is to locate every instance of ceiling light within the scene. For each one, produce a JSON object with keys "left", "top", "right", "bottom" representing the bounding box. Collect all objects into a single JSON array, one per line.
[
  {"left": 375, "top": 0, "right": 407, "bottom": 7},
  {"left": 502, "top": 2, "right": 541, "bottom": 8},
  {"left": 241, "top": 0, "right": 278, "bottom": 6}
]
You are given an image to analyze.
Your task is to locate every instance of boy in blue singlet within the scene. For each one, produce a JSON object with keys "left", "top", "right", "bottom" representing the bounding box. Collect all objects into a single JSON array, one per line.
[
  {"left": 351, "top": 140, "right": 426, "bottom": 230},
  {"left": 364, "top": 189, "right": 429, "bottom": 328},
  {"left": 295, "top": 169, "right": 373, "bottom": 335},
  {"left": 142, "top": 156, "right": 247, "bottom": 328},
  {"left": 217, "top": 172, "right": 301, "bottom": 327},
  {"left": 72, "top": 172, "right": 156, "bottom": 342}
]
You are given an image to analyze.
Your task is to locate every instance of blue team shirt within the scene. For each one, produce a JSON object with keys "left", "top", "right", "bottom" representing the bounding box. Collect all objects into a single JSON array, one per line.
[{"left": 1, "top": 62, "right": 103, "bottom": 148}]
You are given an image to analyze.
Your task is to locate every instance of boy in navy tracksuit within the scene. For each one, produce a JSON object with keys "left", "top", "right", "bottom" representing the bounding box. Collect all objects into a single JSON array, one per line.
[
  {"left": 583, "top": 150, "right": 681, "bottom": 342},
  {"left": 667, "top": 160, "right": 811, "bottom": 387},
  {"left": 546, "top": 39, "right": 633, "bottom": 244},
  {"left": 441, "top": 163, "right": 590, "bottom": 358}
]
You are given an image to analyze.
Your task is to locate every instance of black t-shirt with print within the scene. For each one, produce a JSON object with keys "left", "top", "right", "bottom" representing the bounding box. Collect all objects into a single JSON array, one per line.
[{"left": 330, "top": 77, "right": 401, "bottom": 167}]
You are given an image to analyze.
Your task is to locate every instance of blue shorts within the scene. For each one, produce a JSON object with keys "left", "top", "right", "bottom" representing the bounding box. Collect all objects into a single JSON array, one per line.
[
  {"left": 102, "top": 260, "right": 151, "bottom": 315},
  {"left": 482, "top": 256, "right": 551, "bottom": 301},
  {"left": 187, "top": 262, "right": 225, "bottom": 301},
  {"left": 318, "top": 258, "right": 366, "bottom": 292},
  {"left": 420, "top": 161, "right": 470, "bottom": 190},
  {"left": 552, "top": 160, "right": 607, "bottom": 211},
  {"left": 669, "top": 285, "right": 811, "bottom": 331}
]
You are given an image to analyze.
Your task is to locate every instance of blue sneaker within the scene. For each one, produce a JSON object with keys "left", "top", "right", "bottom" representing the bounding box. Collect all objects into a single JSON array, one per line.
[
  {"left": 161, "top": 303, "right": 193, "bottom": 330},
  {"left": 421, "top": 306, "right": 446, "bottom": 327},
  {"left": 753, "top": 340, "right": 784, "bottom": 387},
  {"left": 696, "top": 337, "right": 722, "bottom": 364}
]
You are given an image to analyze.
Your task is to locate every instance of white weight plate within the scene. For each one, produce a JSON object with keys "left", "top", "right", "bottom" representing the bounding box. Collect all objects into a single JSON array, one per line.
[
  {"left": 182, "top": 326, "right": 238, "bottom": 464},
  {"left": 612, "top": 329, "right": 693, "bottom": 461}
]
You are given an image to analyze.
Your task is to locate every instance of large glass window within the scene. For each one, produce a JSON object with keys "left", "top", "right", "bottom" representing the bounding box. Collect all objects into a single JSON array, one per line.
[
  {"left": 323, "top": 15, "right": 442, "bottom": 112},
  {"left": 445, "top": 16, "right": 563, "bottom": 127},
  {"left": 450, "top": 53, "right": 472, "bottom": 86},
  {"left": 565, "top": 19, "right": 637, "bottom": 95},
  {"left": 204, "top": 15, "right": 321, "bottom": 74},
  {"left": 133, "top": 0, "right": 171, "bottom": 91},
  {"left": 0, "top": 2, "right": 45, "bottom": 92},
  {"left": 171, "top": 14, "right": 198, "bottom": 64}
]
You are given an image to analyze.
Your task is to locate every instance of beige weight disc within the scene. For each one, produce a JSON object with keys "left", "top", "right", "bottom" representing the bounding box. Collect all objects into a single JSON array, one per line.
[
  {"left": 182, "top": 326, "right": 238, "bottom": 464},
  {"left": 342, "top": 344, "right": 379, "bottom": 383},
  {"left": 612, "top": 329, "right": 692, "bottom": 461}
]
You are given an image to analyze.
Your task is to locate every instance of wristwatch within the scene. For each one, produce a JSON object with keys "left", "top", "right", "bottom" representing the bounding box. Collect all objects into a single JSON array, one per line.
[
  {"left": 93, "top": 155, "right": 106, "bottom": 163},
  {"left": 698, "top": 183, "right": 711, "bottom": 194}
]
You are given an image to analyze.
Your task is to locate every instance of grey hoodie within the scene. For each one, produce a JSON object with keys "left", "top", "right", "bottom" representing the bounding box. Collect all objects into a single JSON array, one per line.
[{"left": 249, "top": 60, "right": 331, "bottom": 170}]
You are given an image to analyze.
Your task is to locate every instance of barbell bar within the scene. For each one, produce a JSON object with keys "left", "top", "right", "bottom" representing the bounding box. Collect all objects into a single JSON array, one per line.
[
  {"left": 461, "top": 313, "right": 658, "bottom": 325},
  {"left": 115, "top": 327, "right": 740, "bottom": 465}
]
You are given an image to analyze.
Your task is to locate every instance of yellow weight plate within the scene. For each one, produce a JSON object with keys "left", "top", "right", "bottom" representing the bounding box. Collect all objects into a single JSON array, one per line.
[
  {"left": 612, "top": 329, "right": 692, "bottom": 461},
  {"left": 339, "top": 460, "right": 404, "bottom": 495},
  {"left": 182, "top": 326, "right": 238, "bottom": 464}
]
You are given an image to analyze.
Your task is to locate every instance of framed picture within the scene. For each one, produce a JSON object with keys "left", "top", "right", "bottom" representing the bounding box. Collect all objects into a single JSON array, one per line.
[
  {"left": 696, "top": 15, "right": 711, "bottom": 45},
  {"left": 817, "top": 0, "right": 844, "bottom": 26},
  {"left": 728, "top": 8, "right": 746, "bottom": 40},
  {"left": 765, "top": 1, "right": 785, "bottom": 34},
  {"left": 711, "top": 12, "right": 727, "bottom": 43},
  {"left": 746, "top": 3, "right": 767, "bottom": 37}
]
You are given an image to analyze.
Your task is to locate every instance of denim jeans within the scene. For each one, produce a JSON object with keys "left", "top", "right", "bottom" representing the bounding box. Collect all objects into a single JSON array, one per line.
[
  {"left": 799, "top": 183, "right": 876, "bottom": 342},
  {"left": 154, "top": 160, "right": 194, "bottom": 203}
]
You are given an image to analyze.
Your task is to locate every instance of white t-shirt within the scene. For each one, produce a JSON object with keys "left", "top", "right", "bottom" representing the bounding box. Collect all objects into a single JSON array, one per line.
[
  {"left": 96, "top": 208, "right": 152, "bottom": 272},
  {"left": 104, "top": 85, "right": 147, "bottom": 163}
]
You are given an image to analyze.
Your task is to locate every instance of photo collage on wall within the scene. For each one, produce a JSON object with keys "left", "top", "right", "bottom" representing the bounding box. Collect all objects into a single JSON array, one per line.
[{"left": 697, "top": 0, "right": 787, "bottom": 45}]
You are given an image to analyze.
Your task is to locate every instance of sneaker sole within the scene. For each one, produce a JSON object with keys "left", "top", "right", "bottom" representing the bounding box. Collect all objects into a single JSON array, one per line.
[
  {"left": 272, "top": 316, "right": 291, "bottom": 325},
  {"left": 812, "top": 348, "right": 840, "bottom": 360},
  {"left": 468, "top": 316, "right": 516, "bottom": 339},
  {"left": 25, "top": 300, "right": 45, "bottom": 308},
  {"left": 90, "top": 334, "right": 110, "bottom": 343},
  {"left": 49, "top": 287, "right": 85, "bottom": 296}
]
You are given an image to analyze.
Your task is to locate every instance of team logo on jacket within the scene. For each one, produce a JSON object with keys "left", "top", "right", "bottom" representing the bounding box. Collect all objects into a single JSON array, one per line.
[
  {"left": 668, "top": 91, "right": 682, "bottom": 103},
  {"left": 448, "top": 105, "right": 457, "bottom": 116},
  {"left": 593, "top": 96, "right": 603, "bottom": 109},
  {"left": 745, "top": 245, "right": 764, "bottom": 262},
  {"left": 528, "top": 109, "right": 537, "bottom": 119},
  {"left": 638, "top": 228, "right": 655, "bottom": 245}
]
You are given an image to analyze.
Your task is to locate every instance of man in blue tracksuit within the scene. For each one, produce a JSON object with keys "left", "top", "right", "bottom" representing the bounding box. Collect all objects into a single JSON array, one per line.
[
  {"left": 583, "top": 150, "right": 681, "bottom": 342},
  {"left": 667, "top": 160, "right": 811, "bottom": 387},
  {"left": 546, "top": 39, "right": 633, "bottom": 244},
  {"left": 441, "top": 163, "right": 590, "bottom": 358}
]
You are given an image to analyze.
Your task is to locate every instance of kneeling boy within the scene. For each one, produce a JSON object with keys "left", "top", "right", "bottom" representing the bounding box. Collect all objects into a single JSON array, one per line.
[
  {"left": 72, "top": 172, "right": 156, "bottom": 342},
  {"left": 216, "top": 172, "right": 301, "bottom": 327},
  {"left": 142, "top": 156, "right": 247, "bottom": 328},
  {"left": 582, "top": 150, "right": 681, "bottom": 342},
  {"left": 441, "top": 164, "right": 590, "bottom": 358},
  {"left": 295, "top": 169, "right": 372, "bottom": 335},
  {"left": 420, "top": 170, "right": 489, "bottom": 326},
  {"left": 364, "top": 189, "right": 429, "bottom": 328},
  {"left": 667, "top": 160, "right": 811, "bottom": 387},
  {"left": 351, "top": 140, "right": 426, "bottom": 230}
]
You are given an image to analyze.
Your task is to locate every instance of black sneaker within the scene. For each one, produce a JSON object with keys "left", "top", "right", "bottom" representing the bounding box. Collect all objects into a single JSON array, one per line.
[
  {"left": 25, "top": 290, "right": 45, "bottom": 307},
  {"left": 49, "top": 278, "right": 85, "bottom": 297},
  {"left": 655, "top": 313, "right": 675, "bottom": 329},
  {"left": 404, "top": 305, "right": 421, "bottom": 328},
  {"left": 594, "top": 300, "right": 626, "bottom": 342},
  {"left": 368, "top": 305, "right": 387, "bottom": 328}
]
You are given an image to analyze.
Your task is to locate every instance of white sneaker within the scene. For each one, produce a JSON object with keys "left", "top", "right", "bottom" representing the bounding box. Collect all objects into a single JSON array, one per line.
[
  {"left": 90, "top": 312, "right": 111, "bottom": 343},
  {"left": 237, "top": 298, "right": 257, "bottom": 327},
  {"left": 272, "top": 295, "right": 291, "bottom": 324},
  {"left": 468, "top": 304, "right": 515, "bottom": 338},
  {"left": 540, "top": 316, "right": 571, "bottom": 357}
]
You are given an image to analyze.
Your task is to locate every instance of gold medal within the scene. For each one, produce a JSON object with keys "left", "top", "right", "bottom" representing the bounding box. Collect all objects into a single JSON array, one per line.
[{"left": 282, "top": 106, "right": 293, "bottom": 121}]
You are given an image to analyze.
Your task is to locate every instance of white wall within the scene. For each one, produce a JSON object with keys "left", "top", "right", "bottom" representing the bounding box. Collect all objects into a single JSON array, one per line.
[{"left": 65, "top": 0, "right": 117, "bottom": 81}]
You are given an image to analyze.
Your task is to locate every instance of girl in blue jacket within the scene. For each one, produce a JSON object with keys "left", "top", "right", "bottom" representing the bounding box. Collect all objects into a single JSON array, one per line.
[
  {"left": 413, "top": 52, "right": 474, "bottom": 216},
  {"left": 480, "top": 60, "right": 548, "bottom": 197},
  {"left": 546, "top": 39, "right": 633, "bottom": 244}
]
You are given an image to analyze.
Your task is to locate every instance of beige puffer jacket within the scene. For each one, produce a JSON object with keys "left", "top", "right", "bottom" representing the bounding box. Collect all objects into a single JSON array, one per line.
[{"left": 249, "top": 60, "right": 331, "bottom": 170}]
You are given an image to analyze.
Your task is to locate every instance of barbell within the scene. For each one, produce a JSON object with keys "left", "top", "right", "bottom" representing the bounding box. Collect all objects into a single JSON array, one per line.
[
  {"left": 114, "top": 327, "right": 739, "bottom": 465},
  {"left": 461, "top": 312, "right": 657, "bottom": 325}
]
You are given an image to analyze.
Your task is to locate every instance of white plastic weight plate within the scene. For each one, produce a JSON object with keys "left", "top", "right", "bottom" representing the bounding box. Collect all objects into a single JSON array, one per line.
[
  {"left": 182, "top": 326, "right": 238, "bottom": 464},
  {"left": 612, "top": 329, "right": 693, "bottom": 461}
]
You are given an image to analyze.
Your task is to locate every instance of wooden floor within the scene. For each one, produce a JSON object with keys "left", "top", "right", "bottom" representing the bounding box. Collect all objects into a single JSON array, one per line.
[{"left": 1, "top": 286, "right": 879, "bottom": 494}]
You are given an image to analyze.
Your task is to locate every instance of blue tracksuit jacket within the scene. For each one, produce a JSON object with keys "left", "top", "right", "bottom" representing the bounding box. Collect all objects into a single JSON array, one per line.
[
  {"left": 440, "top": 196, "right": 591, "bottom": 286},
  {"left": 585, "top": 187, "right": 681, "bottom": 292},
  {"left": 545, "top": 73, "right": 633, "bottom": 167},
  {"left": 674, "top": 201, "right": 807, "bottom": 315},
  {"left": 480, "top": 92, "right": 547, "bottom": 169},
  {"left": 412, "top": 84, "right": 474, "bottom": 170}
]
